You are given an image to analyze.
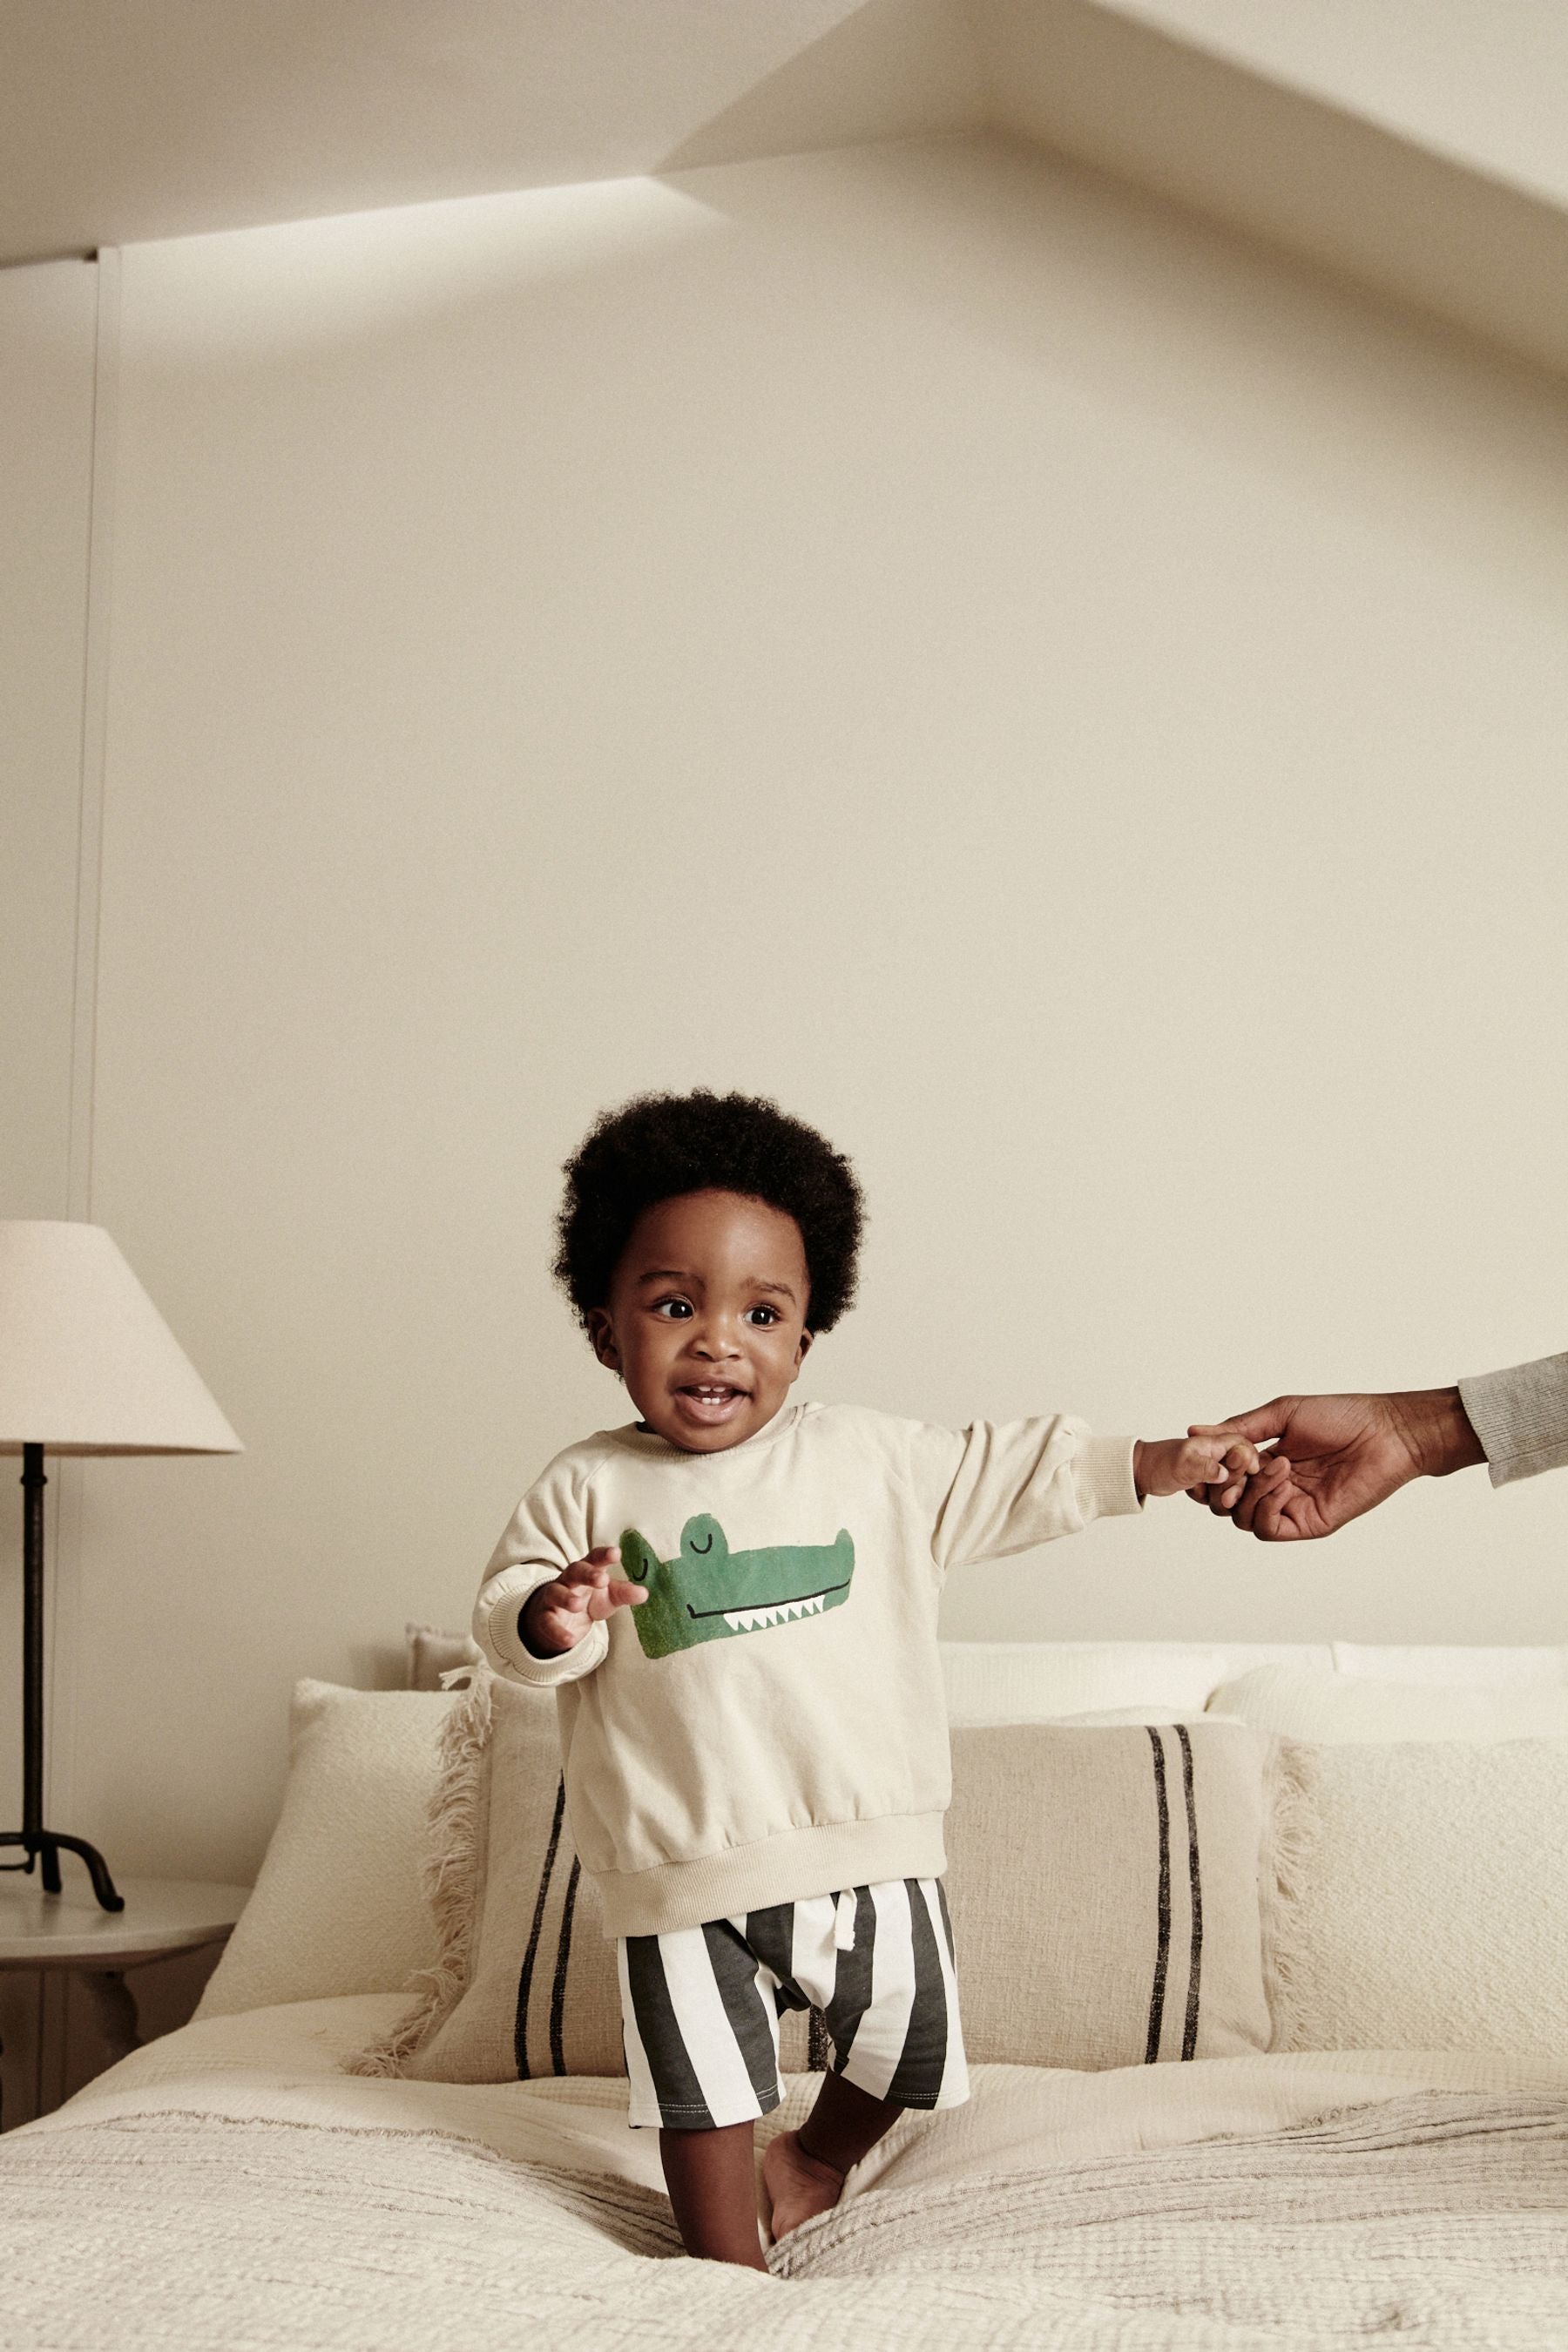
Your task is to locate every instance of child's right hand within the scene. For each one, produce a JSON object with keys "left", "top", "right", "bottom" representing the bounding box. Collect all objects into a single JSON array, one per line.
[{"left": 520, "top": 1546, "right": 648, "bottom": 1657}]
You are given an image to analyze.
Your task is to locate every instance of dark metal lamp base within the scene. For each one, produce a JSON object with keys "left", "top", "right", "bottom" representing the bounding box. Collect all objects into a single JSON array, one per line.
[
  {"left": 0, "top": 1830, "right": 125, "bottom": 1912},
  {"left": 7, "top": 1447, "right": 125, "bottom": 1915}
]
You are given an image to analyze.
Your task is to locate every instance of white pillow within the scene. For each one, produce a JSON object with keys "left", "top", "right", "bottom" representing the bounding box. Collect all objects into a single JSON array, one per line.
[
  {"left": 939, "top": 1640, "right": 1328, "bottom": 1726},
  {"left": 196, "top": 1682, "right": 451, "bottom": 2018},
  {"left": 1048, "top": 1707, "right": 1245, "bottom": 1727},
  {"left": 1271, "top": 1739, "right": 1568, "bottom": 2058},
  {"left": 1333, "top": 1643, "right": 1568, "bottom": 1686},
  {"left": 1210, "top": 1663, "right": 1568, "bottom": 1744},
  {"left": 405, "top": 1619, "right": 483, "bottom": 1692}
]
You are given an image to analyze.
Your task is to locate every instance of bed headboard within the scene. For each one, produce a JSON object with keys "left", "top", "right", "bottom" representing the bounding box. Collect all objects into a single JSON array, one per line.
[{"left": 937, "top": 1639, "right": 1568, "bottom": 1727}]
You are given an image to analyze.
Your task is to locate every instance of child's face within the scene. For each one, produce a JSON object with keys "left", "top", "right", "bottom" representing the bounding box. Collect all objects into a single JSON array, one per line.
[{"left": 588, "top": 1188, "right": 813, "bottom": 1453}]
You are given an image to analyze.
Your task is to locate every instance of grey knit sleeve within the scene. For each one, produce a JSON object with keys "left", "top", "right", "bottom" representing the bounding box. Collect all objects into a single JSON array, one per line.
[{"left": 1456, "top": 1353, "right": 1568, "bottom": 1486}]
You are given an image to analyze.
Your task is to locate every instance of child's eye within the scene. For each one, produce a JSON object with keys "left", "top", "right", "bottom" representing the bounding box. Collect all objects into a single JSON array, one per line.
[
  {"left": 746, "top": 1305, "right": 780, "bottom": 1327},
  {"left": 652, "top": 1297, "right": 693, "bottom": 1320}
]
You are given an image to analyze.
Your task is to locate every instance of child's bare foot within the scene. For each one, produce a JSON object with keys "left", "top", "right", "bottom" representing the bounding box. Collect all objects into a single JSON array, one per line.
[{"left": 762, "top": 2128, "right": 846, "bottom": 2242}]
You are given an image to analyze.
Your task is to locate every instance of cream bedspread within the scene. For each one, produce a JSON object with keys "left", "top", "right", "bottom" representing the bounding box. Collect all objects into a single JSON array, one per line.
[{"left": 4, "top": 1995, "right": 1566, "bottom": 2349}]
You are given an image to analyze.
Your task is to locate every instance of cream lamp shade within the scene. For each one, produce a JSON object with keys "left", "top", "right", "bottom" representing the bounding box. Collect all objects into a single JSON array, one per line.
[
  {"left": 0, "top": 1221, "right": 241, "bottom": 1455},
  {"left": 2, "top": 1220, "right": 240, "bottom": 1914}
]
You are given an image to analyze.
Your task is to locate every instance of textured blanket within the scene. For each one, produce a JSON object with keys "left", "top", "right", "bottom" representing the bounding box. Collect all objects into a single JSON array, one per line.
[
  {"left": 4, "top": 1997, "right": 1566, "bottom": 2349},
  {"left": 6, "top": 2089, "right": 1566, "bottom": 2347},
  {"left": 779, "top": 2091, "right": 1568, "bottom": 2345}
]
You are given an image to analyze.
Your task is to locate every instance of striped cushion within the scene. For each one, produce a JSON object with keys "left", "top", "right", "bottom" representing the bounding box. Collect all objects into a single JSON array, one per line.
[
  {"left": 384, "top": 1678, "right": 1286, "bottom": 2084},
  {"left": 943, "top": 1720, "right": 1281, "bottom": 2068}
]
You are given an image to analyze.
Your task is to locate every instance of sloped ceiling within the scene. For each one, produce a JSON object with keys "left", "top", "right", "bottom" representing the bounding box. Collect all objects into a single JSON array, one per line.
[
  {"left": 1074, "top": 0, "right": 1568, "bottom": 211},
  {"left": 1, "top": 0, "right": 1565, "bottom": 379},
  {"left": 969, "top": 0, "right": 1568, "bottom": 379},
  {"left": 0, "top": 0, "right": 983, "bottom": 265}
]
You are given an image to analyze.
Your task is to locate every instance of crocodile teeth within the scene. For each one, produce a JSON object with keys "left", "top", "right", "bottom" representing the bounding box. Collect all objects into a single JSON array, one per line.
[{"left": 722, "top": 1592, "right": 829, "bottom": 1632}]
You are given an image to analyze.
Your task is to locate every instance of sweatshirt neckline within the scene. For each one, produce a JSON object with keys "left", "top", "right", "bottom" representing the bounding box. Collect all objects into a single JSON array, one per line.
[{"left": 608, "top": 1398, "right": 807, "bottom": 1465}]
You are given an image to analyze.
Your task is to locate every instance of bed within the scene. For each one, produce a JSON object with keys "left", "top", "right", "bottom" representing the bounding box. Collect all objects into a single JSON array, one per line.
[{"left": 4, "top": 1638, "right": 1567, "bottom": 2349}]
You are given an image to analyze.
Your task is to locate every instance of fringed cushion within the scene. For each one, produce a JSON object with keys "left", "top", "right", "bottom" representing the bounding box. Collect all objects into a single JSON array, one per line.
[{"left": 349, "top": 1671, "right": 628, "bottom": 2080}]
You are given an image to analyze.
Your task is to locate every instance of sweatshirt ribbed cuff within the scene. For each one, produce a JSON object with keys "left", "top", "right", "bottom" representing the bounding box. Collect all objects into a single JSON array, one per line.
[
  {"left": 1076, "top": 1434, "right": 1143, "bottom": 1519},
  {"left": 473, "top": 1565, "right": 609, "bottom": 1686},
  {"left": 1457, "top": 1354, "right": 1568, "bottom": 1488}
]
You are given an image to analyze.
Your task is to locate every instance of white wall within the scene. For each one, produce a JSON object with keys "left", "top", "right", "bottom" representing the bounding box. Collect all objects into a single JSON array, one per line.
[
  {"left": 12, "top": 135, "right": 1568, "bottom": 1884},
  {"left": 0, "top": 254, "right": 100, "bottom": 2118},
  {"left": 0, "top": 260, "right": 96, "bottom": 1234},
  {"left": 0, "top": 258, "right": 98, "bottom": 1828}
]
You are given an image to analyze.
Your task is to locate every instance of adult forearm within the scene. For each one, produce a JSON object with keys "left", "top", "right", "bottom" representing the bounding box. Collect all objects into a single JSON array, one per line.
[{"left": 1386, "top": 1387, "right": 1487, "bottom": 1481}]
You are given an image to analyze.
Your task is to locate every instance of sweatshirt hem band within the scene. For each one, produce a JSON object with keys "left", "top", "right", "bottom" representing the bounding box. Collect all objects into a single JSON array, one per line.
[{"left": 593, "top": 1812, "right": 950, "bottom": 1939}]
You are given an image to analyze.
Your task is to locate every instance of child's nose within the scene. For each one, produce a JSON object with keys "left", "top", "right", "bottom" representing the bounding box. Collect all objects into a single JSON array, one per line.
[{"left": 693, "top": 1318, "right": 742, "bottom": 1357}]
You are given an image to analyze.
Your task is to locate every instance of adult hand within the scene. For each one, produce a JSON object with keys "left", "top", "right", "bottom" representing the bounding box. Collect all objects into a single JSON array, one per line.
[{"left": 1186, "top": 1389, "right": 1485, "bottom": 1540}]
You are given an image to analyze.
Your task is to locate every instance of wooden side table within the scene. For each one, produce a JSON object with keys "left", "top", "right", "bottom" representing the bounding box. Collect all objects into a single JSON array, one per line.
[{"left": 0, "top": 1877, "right": 251, "bottom": 2128}]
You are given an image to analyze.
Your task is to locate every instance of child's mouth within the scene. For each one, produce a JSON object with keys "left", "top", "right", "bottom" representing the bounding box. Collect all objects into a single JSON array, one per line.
[{"left": 675, "top": 1383, "right": 749, "bottom": 1425}]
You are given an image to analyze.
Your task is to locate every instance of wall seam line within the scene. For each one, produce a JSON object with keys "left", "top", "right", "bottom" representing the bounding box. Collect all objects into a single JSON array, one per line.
[{"left": 53, "top": 245, "right": 121, "bottom": 1831}]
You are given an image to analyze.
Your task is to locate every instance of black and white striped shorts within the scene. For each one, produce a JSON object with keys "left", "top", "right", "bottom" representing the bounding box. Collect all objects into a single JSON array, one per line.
[{"left": 618, "top": 1878, "right": 969, "bottom": 2130}]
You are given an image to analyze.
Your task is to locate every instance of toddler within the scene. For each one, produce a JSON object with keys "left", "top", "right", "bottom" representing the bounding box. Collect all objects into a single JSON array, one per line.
[{"left": 473, "top": 1090, "right": 1260, "bottom": 2268}]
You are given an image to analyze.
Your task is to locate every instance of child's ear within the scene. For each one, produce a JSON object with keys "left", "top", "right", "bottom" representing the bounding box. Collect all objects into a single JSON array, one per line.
[
  {"left": 587, "top": 1308, "right": 621, "bottom": 1373},
  {"left": 794, "top": 1329, "right": 814, "bottom": 1367}
]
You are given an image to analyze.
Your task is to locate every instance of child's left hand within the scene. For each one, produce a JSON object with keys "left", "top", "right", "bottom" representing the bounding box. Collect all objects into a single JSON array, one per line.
[{"left": 1133, "top": 1432, "right": 1262, "bottom": 1501}]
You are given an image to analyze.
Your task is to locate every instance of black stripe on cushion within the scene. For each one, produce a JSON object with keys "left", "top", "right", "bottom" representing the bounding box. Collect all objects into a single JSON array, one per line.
[
  {"left": 514, "top": 1774, "right": 566, "bottom": 2080},
  {"left": 549, "top": 1852, "right": 582, "bottom": 2075},
  {"left": 1145, "top": 1727, "right": 1173, "bottom": 2065},
  {"left": 1175, "top": 1723, "right": 1204, "bottom": 2062}
]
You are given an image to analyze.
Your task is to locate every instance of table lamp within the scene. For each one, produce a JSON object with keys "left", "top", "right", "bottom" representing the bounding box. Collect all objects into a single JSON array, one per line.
[{"left": 0, "top": 1221, "right": 241, "bottom": 1912}]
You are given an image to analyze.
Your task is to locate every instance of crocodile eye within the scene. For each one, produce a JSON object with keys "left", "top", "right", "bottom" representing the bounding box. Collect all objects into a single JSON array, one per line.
[{"left": 690, "top": 1531, "right": 713, "bottom": 1555}]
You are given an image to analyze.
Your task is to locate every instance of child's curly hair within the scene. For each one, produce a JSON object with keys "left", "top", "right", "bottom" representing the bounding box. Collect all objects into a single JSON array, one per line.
[{"left": 554, "top": 1089, "right": 864, "bottom": 1337}]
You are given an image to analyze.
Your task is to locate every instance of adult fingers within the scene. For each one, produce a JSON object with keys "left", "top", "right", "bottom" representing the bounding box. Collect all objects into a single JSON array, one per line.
[
  {"left": 1189, "top": 1473, "right": 1241, "bottom": 1516},
  {"left": 1232, "top": 1477, "right": 1267, "bottom": 1532},
  {"left": 1231, "top": 1457, "right": 1293, "bottom": 1533},
  {"left": 1246, "top": 1478, "right": 1301, "bottom": 1542},
  {"left": 1191, "top": 1401, "right": 1296, "bottom": 1447}
]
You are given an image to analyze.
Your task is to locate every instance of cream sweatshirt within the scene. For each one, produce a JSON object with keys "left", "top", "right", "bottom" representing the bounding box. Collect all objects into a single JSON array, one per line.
[{"left": 473, "top": 1398, "right": 1141, "bottom": 1937}]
